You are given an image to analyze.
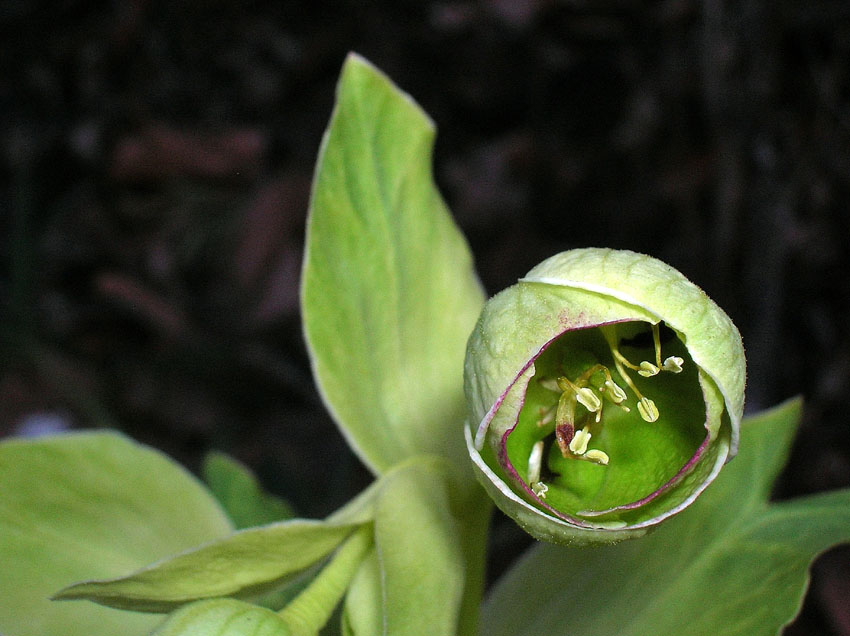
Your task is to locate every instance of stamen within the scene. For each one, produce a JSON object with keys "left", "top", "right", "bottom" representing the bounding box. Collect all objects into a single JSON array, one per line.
[
  {"left": 569, "top": 426, "right": 592, "bottom": 455},
  {"left": 575, "top": 386, "right": 602, "bottom": 413},
  {"left": 602, "top": 325, "right": 665, "bottom": 423},
  {"left": 601, "top": 376, "right": 628, "bottom": 403},
  {"left": 662, "top": 356, "right": 684, "bottom": 373},
  {"left": 584, "top": 449, "right": 610, "bottom": 465},
  {"left": 638, "top": 360, "right": 660, "bottom": 377},
  {"left": 533, "top": 322, "right": 685, "bottom": 474},
  {"left": 652, "top": 323, "right": 663, "bottom": 367},
  {"left": 556, "top": 377, "right": 572, "bottom": 392},
  {"left": 532, "top": 481, "right": 548, "bottom": 498},
  {"left": 610, "top": 347, "right": 643, "bottom": 373},
  {"left": 610, "top": 351, "right": 646, "bottom": 404},
  {"left": 637, "top": 397, "right": 659, "bottom": 422},
  {"left": 555, "top": 375, "right": 601, "bottom": 413}
]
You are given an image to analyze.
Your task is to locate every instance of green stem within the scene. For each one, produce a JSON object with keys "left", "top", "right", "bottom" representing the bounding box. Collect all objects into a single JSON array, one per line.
[
  {"left": 455, "top": 490, "right": 493, "bottom": 636},
  {"left": 279, "top": 524, "right": 373, "bottom": 636}
]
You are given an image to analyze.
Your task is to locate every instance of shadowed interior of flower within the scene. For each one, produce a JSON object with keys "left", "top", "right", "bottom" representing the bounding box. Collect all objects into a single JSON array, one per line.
[{"left": 495, "top": 320, "right": 726, "bottom": 527}]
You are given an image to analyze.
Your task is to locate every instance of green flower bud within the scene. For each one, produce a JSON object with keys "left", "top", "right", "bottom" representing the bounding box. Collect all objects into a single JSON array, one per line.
[{"left": 464, "top": 249, "right": 745, "bottom": 545}]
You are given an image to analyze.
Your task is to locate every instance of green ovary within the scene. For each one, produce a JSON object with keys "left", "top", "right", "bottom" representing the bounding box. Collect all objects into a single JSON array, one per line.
[{"left": 505, "top": 320, "right": 706, "bottom": 524}]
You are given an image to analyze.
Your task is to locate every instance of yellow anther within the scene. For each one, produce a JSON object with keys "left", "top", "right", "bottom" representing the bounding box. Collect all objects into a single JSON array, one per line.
[
  {"left": 601, "top": 324, "right": 671, "bottom": 425},
  {"left": 584, "top": 449, "right": 610, "bottom": 465},
  {"left": 532, "top": 481, "right": 549, "bottom": 498},
  {"left": 536, "top": 324, "right": 683, "bottom": 472},
  {"left": 569, "top": 426, "right": 592, "bottom": 455},
  {"left": 638, "top": 361, "right": 660, "bottom": 377},
  {"left": 575, "top": 387, "right": 602, "bottom": 412},
  {"left": 610, "top": 354, "right": 645, "bottom": 404},
  {"left": 602, "top": 378, "right": 628, "bottom": 403},
  {"left": 638, "top": 397, "right": 659, "bottom": 422},
  {"left": 662, "top": 356, "right": 684, "bottom": 373}
]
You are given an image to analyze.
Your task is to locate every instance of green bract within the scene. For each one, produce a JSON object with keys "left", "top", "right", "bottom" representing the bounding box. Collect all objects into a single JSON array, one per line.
[{"left": 464, "top": 248, "right": 746, "bottom": 545}]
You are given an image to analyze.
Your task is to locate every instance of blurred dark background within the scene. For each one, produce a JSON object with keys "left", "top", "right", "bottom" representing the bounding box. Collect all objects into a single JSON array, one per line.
[{"left": 1, "top": 1, "right": 848, "bottom": 633}]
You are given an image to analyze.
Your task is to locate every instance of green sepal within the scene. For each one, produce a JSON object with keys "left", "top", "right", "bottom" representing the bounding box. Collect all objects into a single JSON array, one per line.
[{"left": 0, "top": 431, "right": 233, "bottom": 636}]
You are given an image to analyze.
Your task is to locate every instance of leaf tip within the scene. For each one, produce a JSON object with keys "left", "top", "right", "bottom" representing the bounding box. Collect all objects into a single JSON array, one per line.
[{"left": 49, "top": 583, "right": 83, "bottom": 602}]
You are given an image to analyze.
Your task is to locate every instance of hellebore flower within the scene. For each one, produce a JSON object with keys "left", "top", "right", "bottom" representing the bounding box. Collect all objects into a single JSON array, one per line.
[{"left": 464, "top": 249, "right": 745, "bottom": 545}]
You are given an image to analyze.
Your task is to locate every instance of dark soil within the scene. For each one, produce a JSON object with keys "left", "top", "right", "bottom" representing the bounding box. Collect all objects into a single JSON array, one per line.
[{"left": 2, "top": 1, "right": 849, "bottom": 633}]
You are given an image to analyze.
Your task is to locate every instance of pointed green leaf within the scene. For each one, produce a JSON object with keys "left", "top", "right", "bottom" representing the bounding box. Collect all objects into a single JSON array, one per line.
[
  {"left": 151, "top": 599, "right": 291, "bottom": 636},
  {"left": 56, "top": 520, "right": 363, "bottom": 613},
  {"left": 203, "top": 452, "right": 295, "bottom": 529},
  {"left": 482, "top": 399, "right": 850, "bottom": 636},
  {"left": 302, "top": 53, "right": 485, "bottom": 474},
  {"left": 0, "top": 432, "right": 233, "bottom": 636}
]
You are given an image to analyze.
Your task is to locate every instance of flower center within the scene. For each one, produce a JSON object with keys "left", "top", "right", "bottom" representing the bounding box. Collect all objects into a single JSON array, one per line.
[{"left": 527, "top": 322, "right": 684, "bottom": 498}]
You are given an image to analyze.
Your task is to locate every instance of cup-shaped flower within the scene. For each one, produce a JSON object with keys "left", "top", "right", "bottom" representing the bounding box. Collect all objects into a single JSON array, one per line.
[{"left": 464, "top": 249, "right": 745, "bottom": 545}]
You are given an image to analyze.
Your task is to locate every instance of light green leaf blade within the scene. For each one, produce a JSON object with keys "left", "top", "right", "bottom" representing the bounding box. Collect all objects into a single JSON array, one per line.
[
  {"left": 372, "top": 458, "right": 466, "bottom": 636},
  {"left": 56, "top": 519, "right": 361, "bottom": 613},
  {"left": 482, "top": 399, "right": 850, "bottom": 636},
  {"left": 0, "top": 431, "right": 233, "bottom": 636},
  {"left": 151, "top": 599, "right": 291, "bottom": 636},
  {"left": 203, "top": 451, "right": 295, "bottom": 529},
  {"left": 302, "top": 53, "right": 485, "bottom": 474}
]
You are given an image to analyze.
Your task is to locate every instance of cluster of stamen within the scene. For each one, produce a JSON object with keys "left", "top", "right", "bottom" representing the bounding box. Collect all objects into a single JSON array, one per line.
[{"left": 527, "top": 323, "right": 684, "bottom": 498}]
